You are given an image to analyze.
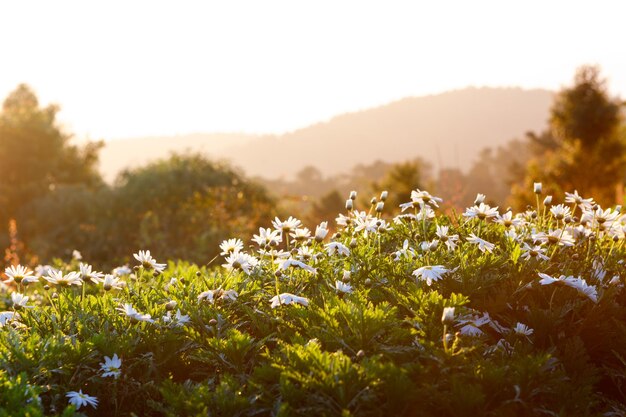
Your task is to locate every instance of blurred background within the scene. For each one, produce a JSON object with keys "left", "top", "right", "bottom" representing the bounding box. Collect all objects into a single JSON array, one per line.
[{"left": 0, "top": 0, "right": 625, "bottom": 267}]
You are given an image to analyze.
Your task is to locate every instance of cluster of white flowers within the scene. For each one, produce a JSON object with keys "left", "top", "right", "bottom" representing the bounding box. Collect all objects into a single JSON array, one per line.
[{"left": 3, "top": 182, "right": 624, "bottom": 408}]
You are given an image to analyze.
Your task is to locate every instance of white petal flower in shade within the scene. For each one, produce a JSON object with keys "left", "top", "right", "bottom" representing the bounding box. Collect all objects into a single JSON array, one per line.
[
  {"left": 441, "top": 307, "right": 455, "bottom": 325},
  {"left": 116, "top": 303, "right": 154, "bottom": 323},
  {"left": 79, "top": 263, "right": 105, "bottom": 284},
  {"left": 275, "top": 258, "right": 316, "bottom": 274},
  {"left": 289, "top": 227, "right": 311, "bottom": 242},
  {"left": 335, "top": 280, "right": 353, "bottom": 294},
  {"left": 532, "top": 229, "right": 575, "bottom": 246},
  {"left": 198, "top": 289, "right": 238, "bottom": 304},
  {"left": 413, "top": 265, "right": 448, "bottom": 286},
  {"left": 520, "top": 243, "right": 549, "bottom": 261},
  {"left": 66, "top": 390, "right": 98, "bottom": 409},
  {"left": 466, "top": 234, "right": 496, "bottom": 253},
  {"left": 270, "top": 293, "right": 309, "bottom": 308},
  {"left": 11, "top": 293, "right": 33, "bottom": 309},
  {"left": 0, "top": 311, "right": 19, "bottom": 326},
  {"left": 550, "top": 204, "right": 571, "bottom": 220},
  {"left": 435, "top": 225, "right": 460, "bottom": 251},
  {"left": 164, "top": 309, "right": 190, "bottom": 327},
  {"left": 564, "top": 190, "right": 594, "bottom": 210},
  {"left": 314, "top": 222, "right": 329, "bottom": 242},
  {"left": 325, "top": 242, "right": 350, "bottom": 256},
  {"left": 101, "top": 274, "right": 124, "bottom": 291},
  {"left": 100, "top": 354, "right": 122, "bottom": 378},
  {"left": 112, "top": 265, "right": 132, "bottom": 277},
  {"left": 4, "top": 265, "right": 38, "bottom": 285},
  {"left": 513, "top": 322, "right": 534, "bottom": 336}
]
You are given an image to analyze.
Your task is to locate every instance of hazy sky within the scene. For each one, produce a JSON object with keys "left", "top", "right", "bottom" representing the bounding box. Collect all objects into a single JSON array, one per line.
[{"left": 1, "top": 0, "right": 625, "bottom": 140}]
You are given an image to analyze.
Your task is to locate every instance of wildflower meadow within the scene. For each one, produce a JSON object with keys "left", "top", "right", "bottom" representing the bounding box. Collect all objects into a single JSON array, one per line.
[{"left": 2, "top": 185, "right": 626, "bottom": 416}]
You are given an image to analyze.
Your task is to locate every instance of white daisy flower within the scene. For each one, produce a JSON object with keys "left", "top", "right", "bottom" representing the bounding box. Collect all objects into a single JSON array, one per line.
[
  {"left": 270, "top": 293, "right": 309, "bottom": 308},
  {"left": 44, "top": 271, "right": 83, "bottom": 287},
  {"left": 0, "top": 311, "right": 18, "bottom": 327},
  {"left": 550, "top": 204, "right": 571, "bottom": 221},
  {"left": 252, "top": 227, "right": 282, "bottom": 247},
  {"left": 520, "top": 243, "right": 549, "bottom": 261},
  {"left": 435, "top": 225, "right": 459, "bottom": 251},
  {"left": 222, "top": 252, "right": 258, "bottom": 275},
  {"left": 463, "top": 203, "right": 499, "bottom": 221},
  {"left": 564, "top": 190, "right": 594, "bottom": 211},
  {"left": 66, "top": 390, "right": 98, "bottom": 410},
  {"left": 272, "top": 216, "right": 302, "bottom": 234},
  {"left": 101, "top": 274, "right": 124, "bottom": 291},
  {"left": 289, "top": 227, "right": 311, "bottom": 242},
  {"left": 117, "top": 303, "right": 154, "bottom": 323},
  {"left": 79, "top": 263, "right": 104, "bottom": 284},
  {"left": 11, "top": 293, "right": 33, "bottom": 309},
  {"left": 4, "top": 265, "right": 38, "bottom": 285},
  {"left": 513, "top": 322, "right": 534, "bottom": 336},
  {"left": 466, "top": 234, "right": 496, "bottom": 253},
  {"left": 325, "top": 242, "right": 350, "bottom": 256},
  {"left": 315, "top": 222, "right": 329, "bottom": 242},
  {"left": 100, "top": 354, "right": 122, "bottom": 379},
  {"left": 133, "top": 250, "right": 166, "bottom": 273},
  {"left": 412, "top": 265, "right": 448, "bottom": 286},
  {"left": 275, "top": 258, "right": 316, "bottom": 274},
  {"left": 197, "top": 289, "right": 238, "bottom": 304},
  {"left": 335, "top": 280, "right": 353, "bottom": 294},
  {"left": 219, "top": 238, "right": 244, "bottom": 256}
]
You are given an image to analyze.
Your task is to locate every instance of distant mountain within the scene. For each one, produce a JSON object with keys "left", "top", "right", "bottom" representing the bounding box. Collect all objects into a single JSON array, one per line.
[{"left": 99, "top": 87, "right": 553, "bottom": 182}]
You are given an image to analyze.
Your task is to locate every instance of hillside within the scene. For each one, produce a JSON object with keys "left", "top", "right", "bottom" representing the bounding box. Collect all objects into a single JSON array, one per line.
[{"left": 99, "top": 87, "right": 553, "bottom": 181}]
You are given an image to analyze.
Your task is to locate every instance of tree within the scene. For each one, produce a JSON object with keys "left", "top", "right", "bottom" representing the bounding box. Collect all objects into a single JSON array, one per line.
[
  {"left": 0, "top": 84, "right": 103, "bottom": 225},
  {"left": 372, "top": 159, "right": 431, "bottom": 212},
  {"left": 511, "top": 66, "right": 625, "bottom": 207}
]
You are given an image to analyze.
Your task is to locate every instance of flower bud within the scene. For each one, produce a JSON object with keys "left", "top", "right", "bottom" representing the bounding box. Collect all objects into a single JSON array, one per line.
[
  {"left": 349, "top": 191, "right": 357, "bottom": 200},
  {"left": 543, "top": 195, "right": 552, "bottom": 205},
  {"left": 165, "top": 300, "right": 177, "bottom": 311},
  {"left": 345, "top": 199, "right": 353, "bottom": 211},
  {"left": 375, "top": 202, "right": 384, "bottom": 213},
  {"left": 342, "top": 270, "right": 351, "bottom": 282},
  {"left": 441, "top": 307, "right": 455, "bottom": 325},
  {"left": 533, "top": 182, "right": 542, "bottom": 194},
  {"left": 474, "top": 193, "right": 485, "bottom": 205},
  {"left": 380, "top": 191, "right": 388, "bottom": 201},
  {"left": 349, "top": 238, "right": 357, "bottom": 248},
  {"left": 209, "top": 319, "right": 218, "bottom": 326}
]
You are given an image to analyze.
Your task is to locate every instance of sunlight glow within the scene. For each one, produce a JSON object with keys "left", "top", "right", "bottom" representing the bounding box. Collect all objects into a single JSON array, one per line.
[{"left": 0, "top": 0, "right": 624, "bottom": 139}]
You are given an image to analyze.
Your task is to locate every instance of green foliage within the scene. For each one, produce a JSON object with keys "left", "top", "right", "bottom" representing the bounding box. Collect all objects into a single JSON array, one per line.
[
  {"left": 18, "top": 153, "right": 276, "bottom": 268},
  {"left": 4, "top": 186, "right": 626, "bottom": 416}
]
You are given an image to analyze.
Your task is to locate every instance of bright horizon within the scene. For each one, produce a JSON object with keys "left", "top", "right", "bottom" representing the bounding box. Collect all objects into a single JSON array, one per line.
[{"left": 1, "top": 0, "right": 625, "bottom": 141}]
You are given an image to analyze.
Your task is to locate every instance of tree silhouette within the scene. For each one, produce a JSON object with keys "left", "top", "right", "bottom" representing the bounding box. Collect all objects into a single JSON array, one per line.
[
  {"left": 511, "top": 66, "right": 625, "bottom": 207},
  {"left": 0, "top": 84, "right": 103, "bottom": 225}
]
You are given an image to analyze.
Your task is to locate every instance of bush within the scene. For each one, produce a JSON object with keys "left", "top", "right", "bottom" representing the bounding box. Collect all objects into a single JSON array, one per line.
[{"left": 2, "top": 186, "right": 626, "bottom": 415}]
